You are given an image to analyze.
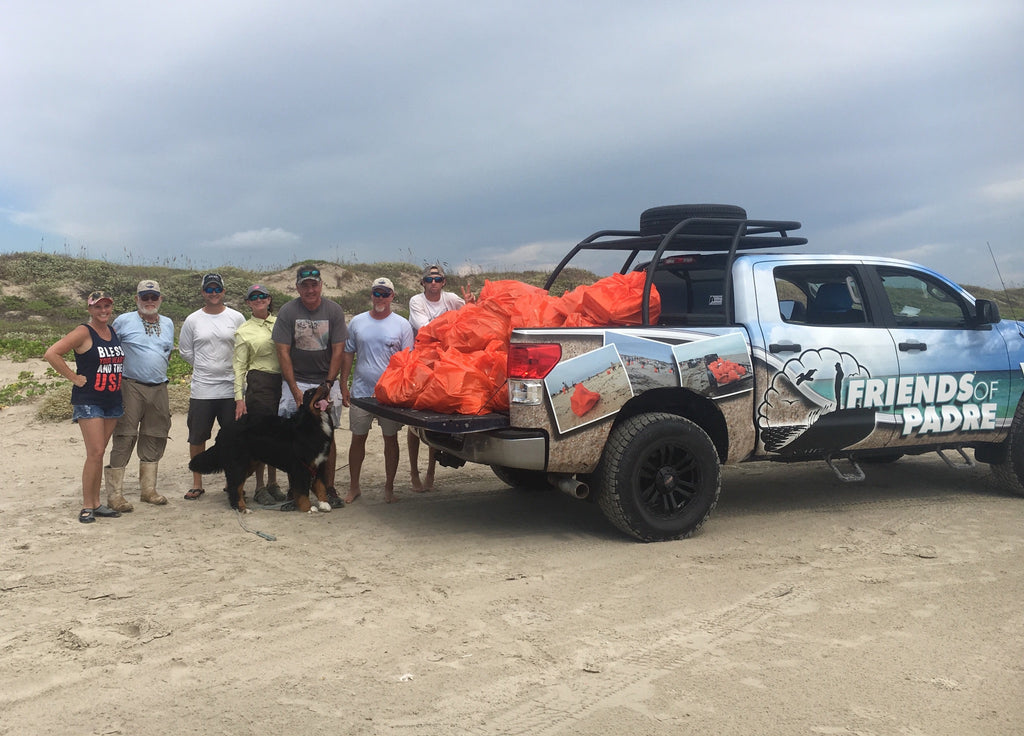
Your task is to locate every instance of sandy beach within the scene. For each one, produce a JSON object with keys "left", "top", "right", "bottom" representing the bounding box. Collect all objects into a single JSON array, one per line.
[{"left": 1, "top": 358, "right": 1022, "bottom": 735}]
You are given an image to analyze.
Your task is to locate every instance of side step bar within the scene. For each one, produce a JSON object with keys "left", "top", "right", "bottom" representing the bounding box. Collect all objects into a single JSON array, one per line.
[{"left": 825, "top": 446, "right": 976, "bottom": 482}]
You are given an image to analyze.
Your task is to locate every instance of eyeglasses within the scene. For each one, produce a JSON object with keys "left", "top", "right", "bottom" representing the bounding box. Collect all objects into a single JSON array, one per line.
[
  {"left": 139, "top": 293, "right": 160, "bottom": 302},
  {"left": 247, "top": 293, "right": 270, "bottom": 301},
  {"left": 371, "top": 290, "right": 393, "bottom": 298},
  {"left": 422, "top": 276, "right": 445, "bottom": 283},
  {"left": 203, "top": 286, "right": 223, "bottom": 294},
  {"left": 298, "top": 269, "right": 320, "bottom": 279}
]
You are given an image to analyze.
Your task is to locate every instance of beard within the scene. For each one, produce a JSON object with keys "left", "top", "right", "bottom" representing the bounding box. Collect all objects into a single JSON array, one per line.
[{"left": 373, "top": 303, "right": 388, "bottom": 314}]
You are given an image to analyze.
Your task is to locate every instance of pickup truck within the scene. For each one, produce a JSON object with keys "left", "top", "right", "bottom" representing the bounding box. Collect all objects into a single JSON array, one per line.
[{"left": 355, "top": 204, "right": 1024, "bottom": 541}]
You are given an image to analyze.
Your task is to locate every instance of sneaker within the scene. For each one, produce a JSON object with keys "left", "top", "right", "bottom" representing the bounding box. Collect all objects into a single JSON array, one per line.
[
  {"left": 253, "top": 486, "right": 276, "bottom": 506},
  {"left": 326, "top": 486, "right": 345, "bottom": 509},
  {"left": 265, "top": 482, "right": 286, "bottom": 502}
]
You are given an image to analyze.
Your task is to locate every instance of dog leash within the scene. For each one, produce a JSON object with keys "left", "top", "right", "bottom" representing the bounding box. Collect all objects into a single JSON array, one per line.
[{"left": 234, "top": 510, "right": 277, "bottom": 541}]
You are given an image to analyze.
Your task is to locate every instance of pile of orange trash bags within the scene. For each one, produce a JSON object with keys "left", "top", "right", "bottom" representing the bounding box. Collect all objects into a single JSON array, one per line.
[
  {"left": 708, "top": 357, "right": 747, "bottom": 385},
  {"left": 375, "top": 271, "right": 661, "bottom": 414}
]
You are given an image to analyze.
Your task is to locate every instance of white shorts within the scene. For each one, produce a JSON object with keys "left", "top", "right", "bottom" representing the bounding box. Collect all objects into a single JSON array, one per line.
[
  {"left": 279, "top": 380, "right": 343, "bottom": 426},
  {"left": 348, "top": 402, "right": 403, "bottom": 437}
]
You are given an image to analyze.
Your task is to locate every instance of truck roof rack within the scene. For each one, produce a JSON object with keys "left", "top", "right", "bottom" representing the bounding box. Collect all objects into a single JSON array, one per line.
[{"left": 544, "top": 213, "right": 806, "bottom": 325}]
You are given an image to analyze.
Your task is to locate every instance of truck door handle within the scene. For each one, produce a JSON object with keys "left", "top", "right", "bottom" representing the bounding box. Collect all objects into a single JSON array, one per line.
[
  {"left": 769, "top": 342, "right": 801, "bottom": 354},
  {"left": 899, "top": 341, "right": 927, "bottom": 352}
]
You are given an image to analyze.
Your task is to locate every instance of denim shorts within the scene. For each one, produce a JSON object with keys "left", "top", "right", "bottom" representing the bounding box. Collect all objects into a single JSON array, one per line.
[{"left": 72, "top": 403, "right": 125, "bottom": 422}]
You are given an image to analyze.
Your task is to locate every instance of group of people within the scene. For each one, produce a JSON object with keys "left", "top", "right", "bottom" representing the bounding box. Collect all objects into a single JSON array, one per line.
[{"left": 46, "top": 263, "right": 473, "bottom": 523}]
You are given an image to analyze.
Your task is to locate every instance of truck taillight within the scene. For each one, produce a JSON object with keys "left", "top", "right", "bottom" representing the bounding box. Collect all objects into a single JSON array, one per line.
[{"left": 508, "top": 343, "right": 561, "bottom": 379}]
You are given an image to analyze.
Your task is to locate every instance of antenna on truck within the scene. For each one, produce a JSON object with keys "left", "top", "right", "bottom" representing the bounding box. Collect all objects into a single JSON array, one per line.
[{"left": 987, "top": 241, "right": 1023, "bottom": 336}]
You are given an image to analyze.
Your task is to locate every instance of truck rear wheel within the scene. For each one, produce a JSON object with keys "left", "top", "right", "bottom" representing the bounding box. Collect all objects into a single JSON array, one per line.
[
  {"left": 639, "top": 204, "right": 747, "bottom": 237},
  {"left": 991, "top": 398, "right": 1024, "bottom": 496},
  {"left": 491, "top": 465, "right": 550, "bottom": 490},
  {"left": 595, "top": 412, "right": 721, "bottom": 542}
]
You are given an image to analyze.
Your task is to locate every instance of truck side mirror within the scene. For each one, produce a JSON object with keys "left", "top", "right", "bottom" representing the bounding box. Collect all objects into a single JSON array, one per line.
[{"left": 974, "top": 298, "right": 1000, "bottom": 325}]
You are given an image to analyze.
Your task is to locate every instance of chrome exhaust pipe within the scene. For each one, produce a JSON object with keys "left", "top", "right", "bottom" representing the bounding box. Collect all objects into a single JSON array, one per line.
[{"left": 549, "top": 474, "right": 589, "bottom": 500}]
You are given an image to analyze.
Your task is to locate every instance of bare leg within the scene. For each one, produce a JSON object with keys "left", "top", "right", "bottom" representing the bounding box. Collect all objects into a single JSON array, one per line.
[
  {"left": 79, "top": 417, "right": 118, "bottom": 510},
  {"left": 408, "top": 428, "right": 425, "bottom": 492},
  {"left": 383, "top": 433, "right": 400, "bottom": 503},
  {"left": 424, "top": 447, "right": 437, "bottom": 491},
  {"left": 189, "top": 443, "right": 205, "bottom": 490},
  {"left": 345, "top": 433, "right": 367, "bottom": 503}
]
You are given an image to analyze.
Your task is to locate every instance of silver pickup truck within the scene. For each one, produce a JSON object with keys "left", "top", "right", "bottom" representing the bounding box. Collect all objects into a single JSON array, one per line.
[{"left": 356, "top": 204, "right": 1024, "bottom": 541}]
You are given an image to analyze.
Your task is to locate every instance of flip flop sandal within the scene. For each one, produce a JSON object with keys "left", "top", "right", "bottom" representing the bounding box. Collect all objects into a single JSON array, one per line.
[
  {"left": 79, "top": 508, "right": 96, "bottom": 524},
  {"left": 279, "top": 499, "right": 297, "bottom": 512},
  {"left": 326, "top": 487, "right": 345, "bottom": 509},
  {"left": 92, "top": 504, "right": 122, "bottom": 518},
  {"left": 184, "top": 488, "right": 206, "bottom": 500}
]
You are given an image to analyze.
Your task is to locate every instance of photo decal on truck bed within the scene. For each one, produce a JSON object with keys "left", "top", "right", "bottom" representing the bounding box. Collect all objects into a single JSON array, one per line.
[{"left": 544, "top": 344, "right": 633, "bottom": 434}]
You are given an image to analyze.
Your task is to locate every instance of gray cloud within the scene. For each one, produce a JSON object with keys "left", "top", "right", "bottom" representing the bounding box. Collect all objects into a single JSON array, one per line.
[{"left": 2, "top": 0, "right": 1022, "bottom": 287}]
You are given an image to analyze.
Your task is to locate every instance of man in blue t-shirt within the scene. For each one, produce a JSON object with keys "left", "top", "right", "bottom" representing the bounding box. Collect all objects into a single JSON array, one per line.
[
  {"left": 106, "top": 279, "right": 175, "bottom": 512},
  {"left": 340, "top": 277, "right": 414, "bottom": 505}
]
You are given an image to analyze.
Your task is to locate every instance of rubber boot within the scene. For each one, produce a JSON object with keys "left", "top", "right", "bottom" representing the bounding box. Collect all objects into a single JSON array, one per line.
[
  {"left": 105, "top": 465, "right": 133, "bottom": 513},
  {"left": 139, "top": 461, "right": 168, "bottom": 505}
]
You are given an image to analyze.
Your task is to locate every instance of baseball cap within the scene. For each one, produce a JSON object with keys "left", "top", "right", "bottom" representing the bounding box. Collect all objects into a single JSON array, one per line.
[
  {"left": 371, "top": 277, "right": 395, "bottom": 293},
  {"left": 202, "top": 273, "right": 224, "bottom": 290},
  {"left": 421, "top": 264, "right": 445, "bottom": 279},
  {"left": 137, "top": 279, "right": 161, "bottom": 295},
  {"left": 296, "top": 264, "right": 322, "bottom": 283},
  {"left": 87, "top": 290, "right": 113, "bottom": 306},
  {"left": 247, "top": 284, "right": 269, "bottom": 299}
]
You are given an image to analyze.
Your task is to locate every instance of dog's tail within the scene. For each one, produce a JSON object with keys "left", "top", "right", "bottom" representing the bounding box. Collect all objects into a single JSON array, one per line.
[{"left": 188, "top": 444, "right": 224, "bottom": 475}]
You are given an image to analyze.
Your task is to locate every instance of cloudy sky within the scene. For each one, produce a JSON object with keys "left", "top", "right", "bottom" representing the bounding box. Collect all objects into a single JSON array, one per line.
[{"left": 2, "top": 1, "right": 1022, "bottom": 288}]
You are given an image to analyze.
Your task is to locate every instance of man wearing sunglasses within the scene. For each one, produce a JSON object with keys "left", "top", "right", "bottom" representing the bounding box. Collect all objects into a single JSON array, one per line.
[
  {"left": 272, "top": 264, "right": 348, "bottom": 507},
  {"left": 106, "top": 279, "right": 176, "bottom": 511},
  {"left": 406, "top": 264, "right": 476, "bottom": 492},
  {"left": 179, "top": 273, "right": 245, "bottom": 500},
  {"left": 340, "top": 277, "right": 414, "bottom": 504}
]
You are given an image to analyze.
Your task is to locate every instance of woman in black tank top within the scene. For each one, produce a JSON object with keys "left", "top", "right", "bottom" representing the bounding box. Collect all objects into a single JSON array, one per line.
[{"left": 44, "top": 290, "right": 126, "bottom": 524}]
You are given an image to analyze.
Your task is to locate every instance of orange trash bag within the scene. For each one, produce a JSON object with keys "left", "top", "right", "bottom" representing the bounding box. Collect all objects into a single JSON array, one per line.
[
  {"left": 570, "top": 382, "right": 601, "bottom": 417},
  {"left": 413, "top": 348, "right": 503, "bottom": 415},
  {"left": 375, "top": 348, "right": 435, "bottom": 407},
  {"left": 579, "top": 271, "right": 661, "bottom": 325}
]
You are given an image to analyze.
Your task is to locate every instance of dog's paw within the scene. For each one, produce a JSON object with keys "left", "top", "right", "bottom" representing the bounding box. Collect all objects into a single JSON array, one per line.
[
  {"left": 317, "top": 501, "right": 332, "bottom": 512},
  {"left": 242, "top": 508, "right": 253, "bottom": 515},
  {"left": 306, "top": 507, "right": 319, "bottom": 514}
]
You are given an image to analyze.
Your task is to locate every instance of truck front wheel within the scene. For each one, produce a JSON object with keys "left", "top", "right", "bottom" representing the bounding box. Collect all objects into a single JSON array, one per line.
[
  {"left": 990, "top": 398, "right": 1024, "bottom": 496},
  {"left": 595, "top": 412, "right": 721, "bottom": 542}
]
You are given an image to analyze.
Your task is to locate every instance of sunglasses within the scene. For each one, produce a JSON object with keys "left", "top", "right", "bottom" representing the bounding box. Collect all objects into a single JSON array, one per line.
[
  {"left": 247, "top": 293, "right": 270, "bottom": 301},
  {"left": 139, "top": 293, "right": 160, "bottom": 302},
  {"left": 298, "top": 269, "right": 320, "bottom": 279},
  {"left": 422, "top": 276, "right": 445, "bottom": 283},
  {"left": 371, "top": 289, "right": 393, "bottom": 298},
  {"left": 203, "top": 285, "right": 223, "bottom": 294}
]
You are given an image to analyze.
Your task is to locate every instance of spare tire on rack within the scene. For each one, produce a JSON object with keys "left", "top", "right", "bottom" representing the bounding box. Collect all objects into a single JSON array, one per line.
[{"left": 639, "top": 204, "right": 747, "bottom": 237}]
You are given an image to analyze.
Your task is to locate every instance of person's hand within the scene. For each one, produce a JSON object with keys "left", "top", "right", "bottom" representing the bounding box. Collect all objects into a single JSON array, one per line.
[
  {"left": 292, "top": 387, "right": 303, "bottom": 407},
  {"left": 235, "top": 399, "right": 246, "bottom": 420},
  {"left": 72, "top": 375, "right": 87, "bottom": 388},
  {"left": 341, "top": 384, "right": 351, "bottom": 407},
  {"left": 461, "top": 284, "right": 476, "bottom": 304}
]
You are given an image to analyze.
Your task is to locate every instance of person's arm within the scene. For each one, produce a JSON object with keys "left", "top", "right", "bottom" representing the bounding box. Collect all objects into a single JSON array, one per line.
[
  {"left": 408, "top": 295, "right": 429, "bottom": 332},
  {"left": 339, "top": 351, "right": 355, "bottom": 407},
  {"left": 233, "top": 329, "right": 249, "bottom": 418},
  {"left": 327, "top": 341, "right": 345, "bottom": 384},
  {"left": 276, "top": 342, "right": 302, "bottom": 406},
  {"left": 43, "top": 326, "right": 90, "bottom": 388},
  {"left": 178, "top": 317, "right": 195, "bottom": 365}
]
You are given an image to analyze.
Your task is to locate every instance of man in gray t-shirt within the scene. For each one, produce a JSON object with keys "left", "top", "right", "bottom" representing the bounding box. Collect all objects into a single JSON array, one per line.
[{"left": 271, "top": 264, "right": 348, "bottom": 505}]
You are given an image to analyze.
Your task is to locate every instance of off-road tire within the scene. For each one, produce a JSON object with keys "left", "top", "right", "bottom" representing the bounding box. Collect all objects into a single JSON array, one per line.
[
  {"left": 595, "top": 412, "right": 721, "bottom": 542},
  {"left": 491, "top": 465, "right": 550, "bottom": 490},
  {"left": 639, "top": 204, "right": 747, "bottom": 238},
  {"left": 991, "top": 397, "right": 1024, "bottom": 496}
]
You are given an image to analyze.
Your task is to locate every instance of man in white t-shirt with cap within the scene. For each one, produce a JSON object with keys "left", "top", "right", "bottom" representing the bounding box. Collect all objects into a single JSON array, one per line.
[{"left": 406, "top": 264, "right": 475, "bottom": 491}]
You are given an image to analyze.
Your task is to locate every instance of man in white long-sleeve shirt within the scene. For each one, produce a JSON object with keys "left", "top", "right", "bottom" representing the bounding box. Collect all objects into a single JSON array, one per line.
[{"left": 178, "top": 273, "right": 245, "bottom": 500}]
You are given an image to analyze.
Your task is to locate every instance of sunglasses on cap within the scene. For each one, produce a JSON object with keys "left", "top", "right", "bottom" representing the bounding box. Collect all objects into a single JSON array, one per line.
[
  {"left": 422, "top": 276, "right": 445, "bottom": 283},
  {"left": 203, "top": 285, "right": 223, "bottom": 294},
  {"left": 139, "top": 293, "right": 160, "bottom": 302},
  {"left": 371, "top": 289, "right": 393, "bottom": 298},
  {"left": 298, "top": 268, "right": 320, "bottom": 279}
]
